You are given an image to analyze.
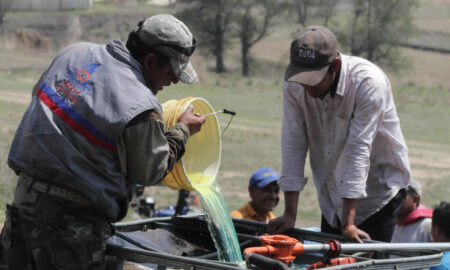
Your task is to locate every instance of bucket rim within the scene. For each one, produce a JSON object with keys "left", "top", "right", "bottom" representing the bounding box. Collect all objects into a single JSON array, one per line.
[{"left": 180, "top": 97, "right": 222, "bottom": 187}]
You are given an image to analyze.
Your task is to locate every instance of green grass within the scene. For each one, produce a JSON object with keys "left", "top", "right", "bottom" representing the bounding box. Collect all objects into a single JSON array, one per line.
[
  {"left": 415, "top": 0, "right": 450, "bottom": 20},
  {"left": 1, "top": 48, "right": 449, "bottom": 227},
  {"left": 394, "top": 85, "right": 450, "bottom": 145},
  {"left": 0, "top": 99, "right": 26, "bottom": 220}
]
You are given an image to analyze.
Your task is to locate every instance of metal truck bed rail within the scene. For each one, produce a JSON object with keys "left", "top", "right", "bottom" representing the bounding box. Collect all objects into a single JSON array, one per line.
[{"left": 108, "top": 214, "right": 446, "bottom": 270}]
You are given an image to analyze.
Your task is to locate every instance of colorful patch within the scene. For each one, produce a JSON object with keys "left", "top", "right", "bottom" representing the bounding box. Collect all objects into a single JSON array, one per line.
[
  {"left": 37, "top": 82, "right": 117, "bottom": 152},
  {"left": 55, "top": 63, "right": 99, "bottom": 105}
]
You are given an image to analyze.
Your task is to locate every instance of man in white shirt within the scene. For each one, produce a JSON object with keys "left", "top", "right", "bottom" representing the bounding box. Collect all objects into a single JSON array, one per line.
[{"left": 267, "top": 25, "right": 410, "bottom": 243}]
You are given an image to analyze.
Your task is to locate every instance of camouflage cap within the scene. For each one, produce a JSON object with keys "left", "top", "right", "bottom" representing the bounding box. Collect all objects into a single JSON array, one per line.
[{"left": 137, "top": 14, "right": 198, "bottom": 84}]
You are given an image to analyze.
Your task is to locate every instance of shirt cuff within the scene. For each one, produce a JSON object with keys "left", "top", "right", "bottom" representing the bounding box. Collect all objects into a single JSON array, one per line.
[
  {"left": 338, "top": 181, "right": 367, "bottom": 199},
  {"left": 278, "top": 176, "right": 308, "bottom": 192},
  {"left": 171, "top": 122, "right": 190, "bottom": 141}
]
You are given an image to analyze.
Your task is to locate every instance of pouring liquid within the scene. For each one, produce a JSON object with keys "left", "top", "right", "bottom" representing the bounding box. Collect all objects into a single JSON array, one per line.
[{"left": 187, "top": 170, "right": 244, "bottom": 264}]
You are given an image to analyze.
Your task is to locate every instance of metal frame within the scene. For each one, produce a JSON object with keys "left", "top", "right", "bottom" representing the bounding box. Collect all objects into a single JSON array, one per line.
[{"left": 109, "top": 215, "right": 446, "bottom": 270}]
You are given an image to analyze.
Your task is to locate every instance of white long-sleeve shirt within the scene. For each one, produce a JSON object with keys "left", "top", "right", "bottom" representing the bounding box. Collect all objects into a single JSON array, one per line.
[
  {"left": 279, "top": 54, "right": 411, "bottom": 228},
  {"left": 391, "top": 218, "right": 432, "bottom": 243}
]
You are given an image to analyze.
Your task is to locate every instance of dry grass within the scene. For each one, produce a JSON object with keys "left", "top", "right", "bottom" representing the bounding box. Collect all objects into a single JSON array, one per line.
[{"left": 390, "top": 48, "right": 450, "bottom": 90}]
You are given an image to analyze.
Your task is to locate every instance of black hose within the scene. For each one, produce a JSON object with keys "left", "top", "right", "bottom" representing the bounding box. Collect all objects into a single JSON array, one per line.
[
  {"left": 223, "top": 109, "right": 236, "bottom": 115},
  {"left": 245, "top": 253, "right": 292, "bottom": 270}
]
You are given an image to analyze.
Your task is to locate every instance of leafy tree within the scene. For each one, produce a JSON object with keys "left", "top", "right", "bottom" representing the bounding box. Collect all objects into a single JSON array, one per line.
[
  {"left": 0, "top": 0, "right": 12, "bottom": 48},
  {"left": 343, "top": 0, "right": 418, "bottom": 69},
  {"left": 286, "top": 0, "right": 339, "bottom": 27},
  {"left": 176, "top": 0, "right": 236, "bottom": 73},
  {"left": 291, "top": 0, "right": 311, "bottom": 27},
  {"left": 0, "top": 0, "right": 12, "bottom": 26},
  {"left": 315, "top": 0, "right": 340, "bottom": 27},
  {"left": 235, "top": 0, "right": 284, "bottom": 76}
]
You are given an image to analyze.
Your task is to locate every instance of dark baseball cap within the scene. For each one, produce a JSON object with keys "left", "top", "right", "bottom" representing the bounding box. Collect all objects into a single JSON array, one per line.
[
  {"left": 249, "top": 168, "right": 280, "bottom": 188},
  {"left": 137, "top": 14, "right": 198, "bottom": 84},
  {"left": 284, "top": 26, "right": 338, "bottom": 86}
]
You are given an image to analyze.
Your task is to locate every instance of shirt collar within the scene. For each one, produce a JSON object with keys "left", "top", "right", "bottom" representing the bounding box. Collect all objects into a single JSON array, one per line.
[
  {"left": 335, "top": 53, "right": 347, "bottom": 97},
  {"left": 244, "top": 202, "right": 274, "bottom": 223}
]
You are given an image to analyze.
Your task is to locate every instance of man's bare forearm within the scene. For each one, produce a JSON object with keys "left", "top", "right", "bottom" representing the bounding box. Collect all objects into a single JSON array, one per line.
[
  {"left": 284, "top": 191, "right": 300, "bottom": 216},
  {"left": 341, "top": 198, "right": 358, "bottom": 228}
]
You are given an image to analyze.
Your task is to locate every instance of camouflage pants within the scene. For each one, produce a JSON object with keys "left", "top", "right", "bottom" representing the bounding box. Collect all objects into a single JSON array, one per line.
[{"left": 0, "top": 180, "right": 112, "bottom": 270}]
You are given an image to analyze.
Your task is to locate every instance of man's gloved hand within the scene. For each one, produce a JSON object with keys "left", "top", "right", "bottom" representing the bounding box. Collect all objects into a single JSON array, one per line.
[{"left": 177, "top": 105, "right": 206, "bottom": 135}]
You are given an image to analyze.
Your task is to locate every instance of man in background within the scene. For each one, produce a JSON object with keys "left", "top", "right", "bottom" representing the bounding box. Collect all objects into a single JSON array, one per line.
[
  {"left": 429, "top": 201, "right": 450, "bottom": 270},
  {"left": 391, "top": 178, "right": 433, "bottom": 243},
  {"left": 231, "top": 168, "right": 280, "bottom": 223}
]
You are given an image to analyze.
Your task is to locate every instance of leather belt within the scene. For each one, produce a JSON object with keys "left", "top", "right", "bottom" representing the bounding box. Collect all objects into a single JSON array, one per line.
[{"left": 19, "top": 174, "right": 90, "bottom": 206}]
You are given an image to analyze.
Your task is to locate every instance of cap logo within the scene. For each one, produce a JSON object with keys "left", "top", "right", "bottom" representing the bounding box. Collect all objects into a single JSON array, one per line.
[
  {"left": 290, "top": 42, "right": 332, "bottom": 68},
  {"left": 298, "top": 48, "right": 316, "bottom": 59}
]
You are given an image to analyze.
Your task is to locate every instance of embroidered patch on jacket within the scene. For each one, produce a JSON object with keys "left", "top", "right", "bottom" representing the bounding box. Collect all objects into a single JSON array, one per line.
[{"left": 54, "top": 63, "right": 99, "bottom": 105}]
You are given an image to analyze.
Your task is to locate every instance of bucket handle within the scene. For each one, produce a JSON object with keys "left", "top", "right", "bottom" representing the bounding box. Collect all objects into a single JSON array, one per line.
[{"left": 203, "top": 108, "right": 236, "bottom": 137}]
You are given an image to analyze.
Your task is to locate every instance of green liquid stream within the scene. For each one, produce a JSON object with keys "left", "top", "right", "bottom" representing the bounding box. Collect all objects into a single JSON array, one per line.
[{"left": 187, "top": 171, "right": 244, "bottom": 264}]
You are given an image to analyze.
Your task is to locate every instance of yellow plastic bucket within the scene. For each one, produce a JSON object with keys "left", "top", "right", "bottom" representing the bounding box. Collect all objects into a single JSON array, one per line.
[{"left": 161, "top": 97, "right": 221, "bottom": 190}]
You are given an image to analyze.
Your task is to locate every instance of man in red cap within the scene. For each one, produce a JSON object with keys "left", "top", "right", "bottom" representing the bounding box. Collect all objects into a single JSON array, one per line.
[{"left": 268, "top": 25, "right": 410, "bottom": 243}]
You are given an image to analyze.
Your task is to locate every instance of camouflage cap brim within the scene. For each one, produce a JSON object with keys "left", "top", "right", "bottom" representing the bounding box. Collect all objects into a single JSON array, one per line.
[
  {"left": 154, "top": 45, "right": 198, "bottom": 84},
  {"left": 170, "top": 58, "right": 198, "bottom": 84}
]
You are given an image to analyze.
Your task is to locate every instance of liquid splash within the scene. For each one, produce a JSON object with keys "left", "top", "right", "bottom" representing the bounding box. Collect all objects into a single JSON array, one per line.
[{"left": 187, "top": 170, "right": 243, "bottom": 263}]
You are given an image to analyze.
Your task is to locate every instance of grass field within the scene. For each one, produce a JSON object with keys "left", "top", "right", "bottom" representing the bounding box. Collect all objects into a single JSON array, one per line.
[{"left": 0, "top": 1, "right": 449, "bottom": 227}]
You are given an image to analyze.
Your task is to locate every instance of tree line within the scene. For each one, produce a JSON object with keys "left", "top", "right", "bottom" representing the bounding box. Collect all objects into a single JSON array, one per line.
[
  {"left": 174, "top": 0, "right": 418, "bottom": 76},
  {"left": 0, "top": 0, "right": 419, "bottom": 76}
]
